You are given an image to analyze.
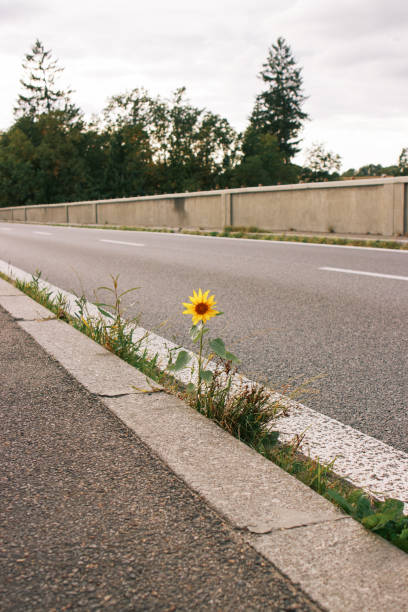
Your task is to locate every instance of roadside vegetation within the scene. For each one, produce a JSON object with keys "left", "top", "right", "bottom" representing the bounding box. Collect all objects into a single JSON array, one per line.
[
  {"left": 2, "top": 269, "right": 407, "bottom": 553},
  {"left": 47, "top": 222, "right": 408, "bottom": 250}
]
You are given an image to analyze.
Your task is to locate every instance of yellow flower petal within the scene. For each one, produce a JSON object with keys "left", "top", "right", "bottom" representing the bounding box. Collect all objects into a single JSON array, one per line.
[{"left": 182, "top": 288, "right": 220, "bottom": 325}]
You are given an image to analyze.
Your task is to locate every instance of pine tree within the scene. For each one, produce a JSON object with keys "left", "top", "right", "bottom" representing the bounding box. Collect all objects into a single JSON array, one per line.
[
  {"left": 14, "top": 39, "right": 77, "bottom": 120},
  {"left": 249, "top": 37, "right": 308, "bottom": 161},
  {"left": 398, "top": 147, "right": 408, "bottom": 175}
]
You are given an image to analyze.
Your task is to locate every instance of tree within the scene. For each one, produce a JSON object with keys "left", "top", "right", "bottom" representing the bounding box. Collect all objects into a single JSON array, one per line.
[
  {"left": 398, "top": 147, "right": 408, "bottom": 175},
  {"left": 161, "top": 88, "right": 238, "bottom": 191},
  {"left": 342, "top": 168, "right": 356, "bottom": 178},
  {"left": 101, "top": 89, "right": 155, "bottom": 197},
  {"left": 356, "top": 164, "right": 385, "bottom": 177},
  {"left": 0, "top": 126, "right": 36, "bottom": 205},
  {"left": 302, "top": 142, "right": 342, "bottom": 181},
  {"left": 232, "top": 129, "right": 297, "bottom": 187},
  {"left": 0, "top": 114, "right": 95, "bottom": 205},
  {"left": 248, "top": 37, "right": 308, "bottom": 161},
  {"left": 14, "top": 39, "right": 79, "bottom": 122},
  {"left": 102, "top": 87, "right": 238, "bottom": 194}
]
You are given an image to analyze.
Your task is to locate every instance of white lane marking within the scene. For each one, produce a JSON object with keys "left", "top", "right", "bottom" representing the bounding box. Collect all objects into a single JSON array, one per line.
[
  {"left": 33, "top": 231, "right": 52, "bottom": 236},
  {"left": 100, "top": 239, "right": 144, "bottom": 247},
  {"left": 320, "top": 266, "right": 408, "bottom": 282},
  {"left": 0, "top": 228, "right": 12, "bottom": 231},
  {"left": 148, "top": 232, "right": 408, "bottom": 254},
  {"left": 0, "top": 257, "right": 407, "bottom": 509}
]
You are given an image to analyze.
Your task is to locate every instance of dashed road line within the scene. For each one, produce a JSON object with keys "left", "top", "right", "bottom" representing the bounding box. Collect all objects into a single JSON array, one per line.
[
  {"left": 320, "top": 266, "right": 408, "bottom": 282},
  {"left": 33, "top": 231, "right": 52, "bottom": 236},
  {"left": 100, "top": 239, "right": 144, "bottom": 247}
]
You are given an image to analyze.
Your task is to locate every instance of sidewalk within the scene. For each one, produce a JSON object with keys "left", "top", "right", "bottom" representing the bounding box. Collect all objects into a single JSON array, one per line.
[
  {"left": 1, "top": 277, "right": 408, "bottom": 612},
  {"left": 0, "top": 304, "right": 318, "bottom": 611}
]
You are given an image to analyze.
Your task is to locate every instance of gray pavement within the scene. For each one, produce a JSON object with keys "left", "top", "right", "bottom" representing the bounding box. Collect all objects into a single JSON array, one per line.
[{"left": 0, "top": 305, "right": 320, "bottom": 611}]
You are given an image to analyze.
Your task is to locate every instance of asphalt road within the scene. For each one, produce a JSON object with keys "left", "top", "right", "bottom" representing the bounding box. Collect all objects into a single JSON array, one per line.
[{"left": 1, "top": 222, "right": 407, "bottom": 453}]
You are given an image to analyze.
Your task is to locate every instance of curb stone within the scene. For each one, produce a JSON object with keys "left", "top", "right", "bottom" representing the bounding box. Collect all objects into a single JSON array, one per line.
[{"left": 0, "top": 277, "right": 407, "bottom": 612}]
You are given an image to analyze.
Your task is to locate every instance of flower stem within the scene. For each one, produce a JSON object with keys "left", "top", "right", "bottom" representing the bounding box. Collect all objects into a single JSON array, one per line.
[{"left": 197, "top": 324, "right": 204, "bottom": 404}]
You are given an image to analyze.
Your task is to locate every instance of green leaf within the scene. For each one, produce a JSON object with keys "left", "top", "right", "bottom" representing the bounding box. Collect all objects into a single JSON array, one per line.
[
  {"left": 260, "top": 431, "right": 279, "bottom": 451},
  {"left": 225, "top": 350, "right": 240, "bottom": 364},
  {"left": 362, "top": 514, "right": 387, "bottom": 530},
  {"left": 200, "top": 369, "right": 213, "bottom": 383},
  {"left": 361, "top": 504, "right": 404, "bottom": 531},
  {"left": 380, "top": 498, "right": 404, "bottom": 518},
  {"left": 167, "top": 350, "right": 190, "bottom": 372},
  {"left": 355, "top": 494, "right": 373, "bottom": 519},
  {"left": 209, "top": 337, "right": 226, "bottom": 359},
  {"left": 118, "top": 286, "right": 140, "bottom": 298},
  {"left": 326, "top": 490, "right": 354, "bottom": 515},
  {"left": 96, "top": 306, "right": 114, "bottom": 319},
  {"left": 190, "top": 324, "right": 208, "bottom": 342},
  {"left": 97, "top": 286, "right": 115, "bottom": 294},
  {"left": 391, "top": 535, "right": 408, "bottom": 553},
  {"left": 186, "top": 383, "right": 196, "bottom": 393}
]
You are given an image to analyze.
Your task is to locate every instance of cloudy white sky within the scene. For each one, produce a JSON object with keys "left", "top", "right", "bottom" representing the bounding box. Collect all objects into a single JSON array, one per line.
[{"left": 1, "top": 0, "right": 407, "bottom": 170}]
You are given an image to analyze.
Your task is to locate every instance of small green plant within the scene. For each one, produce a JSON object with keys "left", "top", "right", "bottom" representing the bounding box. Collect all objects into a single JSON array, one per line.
[
  {"left": 269, "top": 433, "right": 340, "bottom": 496},
  {"left": 168, "top": 288, "right": 238, "bottom": 399},
  {"left": 167, "top": 287, "right": 283, "bottom": 451},
  {"left": 327, "top": 491, "right": 408, "bottom": 553},
  {"left": 192, "top": 362, "right": 280, "bottom": 451},
  {"left": 15, "top": 271, "right": 69, "bottom": 320}
]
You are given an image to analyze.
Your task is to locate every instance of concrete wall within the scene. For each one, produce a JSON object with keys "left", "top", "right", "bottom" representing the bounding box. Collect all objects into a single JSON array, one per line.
[
  {"left": 26, "top": 204, "right": 67, "bottom": 224},
  {"left": 96, "top": 194, "right": 225, "bottom": 229},
  {"left": 11, "top": 207, "right": 26, "bottom": 222},
  {"left": 230, "top": 182, "right": 403, "bottom": 235},
  {"left": 0, "top": 208, "right": 13, "bottom": 221},
  {"left": 68, "top": 203, "right": 96, "bottom": 225},
  {"left": 1, "top": 178, "right": 407, "bottom": 236}
]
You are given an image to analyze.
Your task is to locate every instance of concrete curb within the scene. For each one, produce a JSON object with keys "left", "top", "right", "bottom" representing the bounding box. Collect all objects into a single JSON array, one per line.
[{"left": 1, "top": 277, "right": 407, "bottom": 612}]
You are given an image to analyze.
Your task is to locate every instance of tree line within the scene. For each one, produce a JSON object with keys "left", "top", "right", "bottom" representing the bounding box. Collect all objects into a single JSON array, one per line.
[{"left": 0, "top": 39, "right": 407, "bottom": 208}]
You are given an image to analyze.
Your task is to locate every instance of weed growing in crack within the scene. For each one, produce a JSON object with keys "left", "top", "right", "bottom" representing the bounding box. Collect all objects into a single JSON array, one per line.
[
  {"left": 189, "top": 362, "right": 281, "bottom": 452},
  {"left": 15, "top": 271, "right": 69, "bottom": 320}
]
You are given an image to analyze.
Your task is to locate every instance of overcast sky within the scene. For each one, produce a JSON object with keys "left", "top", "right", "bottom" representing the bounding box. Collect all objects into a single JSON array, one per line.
[{"left": 1, "top": 0, "right": 407, "bottom": 170}]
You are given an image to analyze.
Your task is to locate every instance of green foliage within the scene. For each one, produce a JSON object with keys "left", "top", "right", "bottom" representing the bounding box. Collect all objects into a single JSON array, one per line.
[
  {"left": 398, "top": 147, "right": 408, "bottom": 175},
  {"left": 167, "top": 349, "right": 191, "bottom": 372},
  {"left": 342, "top": 162, "right": 400, "bottom": 179},
  {"left": 301, "top": 142, "right": 342, "bottom": 182},
  {"left": 14, "top": 39, "right": 79, "bottom": 121},
  {"left": 15, "top": 270, "right": 69, "bottom": 320},
  {"left": 0, "top": 112, "right": 105, "bottom": 206},
  {"left": 208, "top": 337, "right": 239, "bottom": 363},
  {"left": 188, "top": 363, "right": 280, "bottom": 451},
  {"left": 233, "top": 130, "right": 298, "bottom": 187},
  {"left": 0, "top": 37, "right": 312, "bottom": 208},
  {"left": 248, "top": 37, "right": 308, "bottom": 161},
  {"left": 102, "top": 87, "right": 239, "bottom": 195},
  {"left": 326, "top": 491, "right": 408, "bottom": 553}
]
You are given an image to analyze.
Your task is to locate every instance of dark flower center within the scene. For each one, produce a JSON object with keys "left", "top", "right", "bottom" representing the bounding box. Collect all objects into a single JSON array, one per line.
[{"left": 195, "top": 302, "right": 209, "bottom": 315}]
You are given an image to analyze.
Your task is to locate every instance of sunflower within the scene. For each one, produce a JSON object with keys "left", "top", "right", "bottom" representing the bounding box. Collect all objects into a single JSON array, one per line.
[{"left": 182, "top": 288, "right": 219, "bottom": 325}]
